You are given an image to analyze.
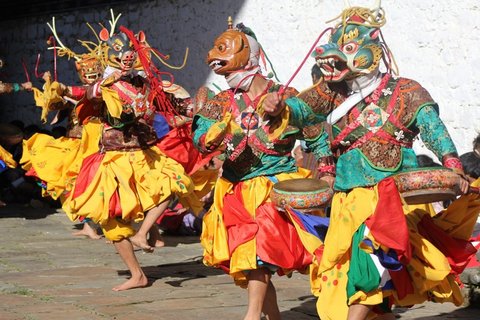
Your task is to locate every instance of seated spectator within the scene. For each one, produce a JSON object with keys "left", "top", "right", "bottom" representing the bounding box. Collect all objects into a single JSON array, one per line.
[
  {"left": 460, "top": 134, "right": 480, "bottom": 182},
  {"left": 51, "top": 126, "right": 67, "bottom": 139},
  {"left": 416, "top": 154, "right": 441, "bottom": 167},
  {"left": 460, "top": 152, "right": 480, "bottom": 182},
  {"left": 23, "top": 124, "right": 42, "bottom": 140},
  {"left": 157, "top": 203, "right": 202, "bottom": 237},
  {"left": 473, "top": 134, "right": 480, "bottom": 158},
  {"left": 0, "top": 122, "right": 49, "bottom": 207},
  {"left": 9, "top": 120, "right": 25, "bottom": 132},
  {"left": 460, "top": 135, "right": 480, "bottom": 240}
]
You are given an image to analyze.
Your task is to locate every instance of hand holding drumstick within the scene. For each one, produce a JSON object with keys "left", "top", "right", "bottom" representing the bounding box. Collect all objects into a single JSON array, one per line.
[{"left": 262, "top": 92, "right": 286, "bottom": 117}]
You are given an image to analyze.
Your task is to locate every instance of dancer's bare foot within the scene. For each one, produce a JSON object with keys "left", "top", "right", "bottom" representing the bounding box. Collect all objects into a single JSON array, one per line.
[
  {"left": 72, "top": 223, "right": 102, "bottom": 240},
  {"left": 149, "top": 238, "right": 165, "bottom": 248},
  {"left": 112, "top": 273, "right": 148, "bottom": 291},
  {"left": 0, "top": 200, "right": 6, "bottom": 207},
  {"left": 129, "top": 234, "right": 154, "bottom": 253},
  {"left": 148, "top": 226, "right": 165, "bottom": 248}
]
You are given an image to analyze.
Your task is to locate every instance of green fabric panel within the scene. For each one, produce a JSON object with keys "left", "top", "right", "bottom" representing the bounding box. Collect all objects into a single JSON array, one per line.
[
  {"left": 334, "top": 147, "right": 419, "bottom": 191},
  {"left": 347, "top": 224, "right": 381, "bottom": 299},
  {"left": 226, "top": 153, "right": 297, "bottom": 182},
  {"left": 306, "top": 130, "right": 332, "bottom": 160},
  {"left": 416, "top": 104, "right": 458, "bottom": 159},
  {"left": 192, "top": 114, "right": 215, "bottom": 148},
  {"left": 285, "top": 96, "right": 326, "bottom": 128}
]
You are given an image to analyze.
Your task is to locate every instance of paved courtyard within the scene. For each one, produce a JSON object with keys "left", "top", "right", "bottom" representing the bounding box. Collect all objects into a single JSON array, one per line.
[{"left": 0, "top": 204, "right": 478, "bottom": 319}]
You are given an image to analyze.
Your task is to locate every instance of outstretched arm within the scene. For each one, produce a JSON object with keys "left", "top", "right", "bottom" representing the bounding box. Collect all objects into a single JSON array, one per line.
[
  {"left": 0, "top": 81, "right": 32, "bottom": 94},
  {"left": 417, "top": 104, "right": 469, "bottom": 193},
  {"left": 285, "top": 96, "right": 335, "bottom": 188}
]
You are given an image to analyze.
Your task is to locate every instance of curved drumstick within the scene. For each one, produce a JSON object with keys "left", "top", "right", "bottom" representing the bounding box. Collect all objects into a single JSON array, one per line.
[
  {"left": 278, "top": 27, "right": 333, "bottom": 95},
  {"left": 46, "top": 36, "right": 58, "bottom": 81},
  {"left": 21, "top": 59, "right": 30, "bottom": 82},
  {"left": 35, "top": 53, "right": 45, "bottom": 78}
]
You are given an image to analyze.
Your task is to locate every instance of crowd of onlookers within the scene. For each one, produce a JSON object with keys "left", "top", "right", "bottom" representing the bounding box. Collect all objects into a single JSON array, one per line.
[{"left": 0, "top": 120, "right": 59, "bottom": 209}]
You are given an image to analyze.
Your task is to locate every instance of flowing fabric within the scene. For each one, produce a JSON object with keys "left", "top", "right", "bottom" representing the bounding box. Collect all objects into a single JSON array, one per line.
[
  {"left": 156, "top": 123, "right": 204, "bottom": 175},
  {"left": 68, "top": 145, "right": 203, "bottom": 226},
  {"left": 21, "top": 121, "right": 102, "bottom": 201},
  {"left": 201, "top": 168, "right": 314, "bottom": 286},
  {"left": 155, "top": 122, "right": 220, "bottom": 200},
  {"left": 308, "top": 179, "right": 480, "bottom": 320},
  {"left": 0, "top": 145, "right": 17, "bottom": 169}
]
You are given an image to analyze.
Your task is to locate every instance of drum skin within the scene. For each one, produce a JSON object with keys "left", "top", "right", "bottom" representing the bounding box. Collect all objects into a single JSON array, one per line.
[
  {"left": 390, "top": 167, "right": 461, "bottom": 205},
  {"left": 271, "top": 178, "right": 333, "bottom": 212}
]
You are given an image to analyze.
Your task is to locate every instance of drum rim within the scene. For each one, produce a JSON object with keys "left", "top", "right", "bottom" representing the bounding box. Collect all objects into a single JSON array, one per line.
[
  {"left": 272, "top": 178, "right": 330, "bottom": 194},
  {"left": 393, "top": 166, "right": 454, "bottom": 174},
  {"left": 401, "top": 189, "right": 457, "bottom": 205}
]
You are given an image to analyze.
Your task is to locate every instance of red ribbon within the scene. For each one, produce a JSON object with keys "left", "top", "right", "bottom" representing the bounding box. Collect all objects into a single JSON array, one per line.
[
  {"left": 279, "top": 27, "right": 333, "bottom": 95},
  {"left": 21, "top": 58, "right": 30, "bottom": 82},
  {"left": 48, "top": 36, "right": 58, "bottom": 81},
  {"left": 34, "top": 53, "right": 44, "bottom": 78}
]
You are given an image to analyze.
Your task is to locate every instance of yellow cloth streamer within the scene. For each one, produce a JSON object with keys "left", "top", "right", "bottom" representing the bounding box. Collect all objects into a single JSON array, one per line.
[
  {"left": 32, "top": 79, "right": 67, "bottom": 123},
  {"left": 0, "top": 145, "right": 17, "bottom": 168}
]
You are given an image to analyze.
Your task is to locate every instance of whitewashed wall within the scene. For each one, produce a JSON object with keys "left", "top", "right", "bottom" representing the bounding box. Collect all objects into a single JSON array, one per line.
[{"left": 0, "top": 0, "right": 478, "bottom": 156}]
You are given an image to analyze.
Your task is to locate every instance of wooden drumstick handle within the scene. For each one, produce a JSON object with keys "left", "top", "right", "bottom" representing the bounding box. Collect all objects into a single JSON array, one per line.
[{"left": 468, "top": 186, "right": 480, "bottom": 194}]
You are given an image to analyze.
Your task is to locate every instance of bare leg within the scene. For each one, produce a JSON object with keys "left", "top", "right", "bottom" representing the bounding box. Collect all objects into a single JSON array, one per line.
[
  {"left": 244, "top": 268, "right": 280, "bottom": 320},
  {"left": 72, "top": 222, "right": 102, "bottom": 240},
  {"left": 129, "top": 199, "right": 170, "bottom": 252},
  {"left": 347, "top": 304, "right": 371, "bottom": 320},
  {"left": 262, "top": 280, "right": 281, "bottom": 320},
  {"left": 112, "top": 238, "right": 148, "bottom": 291},
  {"left": 147, "top": 225, "right": 165, "bottom": 248}
]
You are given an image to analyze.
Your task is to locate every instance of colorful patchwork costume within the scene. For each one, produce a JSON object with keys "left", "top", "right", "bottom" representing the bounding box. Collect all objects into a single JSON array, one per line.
[
  {"left": 297, "top": 4, "right": 480, "bottom": 319},
  {"left": 65, "top": 25, "right": 204, "bottom": 241},
  {"left": 192, "top": 22, "right": 332, "bottom": 286},
  {"left": 22, "top": 19, "right": 104, "bottom": 205}
]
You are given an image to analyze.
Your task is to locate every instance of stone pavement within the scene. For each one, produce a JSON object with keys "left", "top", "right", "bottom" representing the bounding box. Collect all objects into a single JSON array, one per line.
[{"left": 0, "top": 204, "right": 478, "bottom": 320}]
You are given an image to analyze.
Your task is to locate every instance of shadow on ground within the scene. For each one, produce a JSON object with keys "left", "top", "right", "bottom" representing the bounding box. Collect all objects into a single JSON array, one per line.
[
  {"left": 394, "top": 303, "right": 480, "bottom": 319},
  {"left": 162, "top": 234, "right": 200, "bottom": 247},
  {"left": 283, "top": 295, "right": 319, "bottom": 319},
  {"left": 117, "top": 258, "right": 224, "bottom": 288},
  {"left": 0, "top": 202, "right": 58, "bottom": 219}
]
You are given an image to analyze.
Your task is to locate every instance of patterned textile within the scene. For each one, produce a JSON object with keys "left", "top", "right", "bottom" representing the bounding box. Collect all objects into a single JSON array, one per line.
[
  {"left": 193, "top": 81, "right": 331, "bottom": 182},
  {"left": 193, "top": 80, "right": 333, "bottom": 285}
]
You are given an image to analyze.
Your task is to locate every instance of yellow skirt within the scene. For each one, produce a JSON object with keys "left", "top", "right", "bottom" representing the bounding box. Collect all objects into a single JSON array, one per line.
[
  {"left": 201, "top": 168, "right": 314, "bottom": 286},
  {"left": 67, "top": 145, "right": 203, "bottom": 229},
  {"left": 20, "top": 121, "right": 101, "bottom": 200},
  {"left": 312, "top": 179, "right": 480, "bottom": 319}
]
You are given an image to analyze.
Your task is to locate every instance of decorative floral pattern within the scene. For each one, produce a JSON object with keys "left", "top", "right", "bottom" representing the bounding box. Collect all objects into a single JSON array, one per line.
[
  {"left": 271, "top": 178, "right": 333, "bottom": 212},
  {"left": 391, "top": 167, "right": 460, "bottom": 204}
]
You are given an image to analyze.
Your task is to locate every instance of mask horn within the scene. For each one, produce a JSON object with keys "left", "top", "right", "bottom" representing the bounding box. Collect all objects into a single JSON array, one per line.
[
  {"left": 108, "top": 8, "right": 122, "bottom": 37},
  {"left": 46, "top": 17, "right": 80, "bottom": 61}
]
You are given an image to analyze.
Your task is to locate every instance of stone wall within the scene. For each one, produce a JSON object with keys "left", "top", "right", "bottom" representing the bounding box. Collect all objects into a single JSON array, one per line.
[{"left": 0, "top": 0, "right": 478, "bottom": 156}]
